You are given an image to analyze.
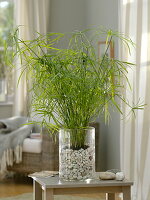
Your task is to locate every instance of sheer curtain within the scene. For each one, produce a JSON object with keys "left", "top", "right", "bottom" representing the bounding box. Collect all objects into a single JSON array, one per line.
[
  {"left": 119, "top": 0, "right": 150, "bottom": 199},
  {"left": 13, "top": 0, "right": 50, "bottom": 116}
]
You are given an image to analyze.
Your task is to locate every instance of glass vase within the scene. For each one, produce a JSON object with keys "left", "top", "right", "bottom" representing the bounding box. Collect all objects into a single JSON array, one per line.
[{"left": 59, "top": 127, "right": 95, "bottom": 181}]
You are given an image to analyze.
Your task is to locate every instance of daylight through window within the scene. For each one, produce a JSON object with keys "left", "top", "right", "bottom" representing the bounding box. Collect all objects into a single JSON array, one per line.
[{"left": 0, "top": 0, "right": 14, "bottom": 102}]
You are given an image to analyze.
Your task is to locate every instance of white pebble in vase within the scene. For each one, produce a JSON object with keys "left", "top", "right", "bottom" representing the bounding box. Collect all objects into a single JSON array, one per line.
[{"left": 116, "top": 172, "right": 125, "bottom": 181}]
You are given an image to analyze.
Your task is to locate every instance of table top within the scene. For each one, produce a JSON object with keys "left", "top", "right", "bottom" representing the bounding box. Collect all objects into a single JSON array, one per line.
[{"left": 32, "top": 175, "right": 133, "bottom": 189}]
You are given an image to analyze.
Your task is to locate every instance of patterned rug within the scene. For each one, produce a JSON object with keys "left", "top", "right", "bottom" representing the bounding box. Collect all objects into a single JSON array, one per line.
[{"left": 0, "top": 193, "right": 104, "bottom": 200}]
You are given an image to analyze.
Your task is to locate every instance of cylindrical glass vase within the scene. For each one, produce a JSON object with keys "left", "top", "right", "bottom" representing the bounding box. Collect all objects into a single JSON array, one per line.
[{"left": 59, "top": 127, "right": 95, "bottom": 181}]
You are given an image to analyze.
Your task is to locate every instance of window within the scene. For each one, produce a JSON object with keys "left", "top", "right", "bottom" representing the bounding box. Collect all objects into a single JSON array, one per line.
[{"left": 0, "top": 0, "right": 14, "bottom": 102}]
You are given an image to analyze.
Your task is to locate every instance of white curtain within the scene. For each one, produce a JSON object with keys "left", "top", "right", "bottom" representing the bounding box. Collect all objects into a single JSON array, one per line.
[
  {"left": 119, "top": 0, "right": 150, "bottom": 199},
  {"left": 13, "top": 0, "right": 50, "bottom": 116}
]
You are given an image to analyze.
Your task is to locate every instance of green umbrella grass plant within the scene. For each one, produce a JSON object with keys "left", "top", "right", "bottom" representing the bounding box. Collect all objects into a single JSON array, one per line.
[{"left": 5, "top": 28, "right": 144, "bottom": 149}]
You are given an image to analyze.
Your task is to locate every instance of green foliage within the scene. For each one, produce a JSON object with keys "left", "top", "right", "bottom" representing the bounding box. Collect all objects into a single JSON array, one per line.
[
  {"left": 5, "top": 28, "right": 144, "bottom": 147},
  {"left": 0, "top": 0, "right": 14, "bottom": 46}
]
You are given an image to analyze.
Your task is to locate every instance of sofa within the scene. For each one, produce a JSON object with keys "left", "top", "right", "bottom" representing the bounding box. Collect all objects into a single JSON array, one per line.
[
  {"left": 7, "top": 127, "right": 59, "bottom": 174},
  {"left": 4, "top": 120, "right": 100, "bottom": 175}
]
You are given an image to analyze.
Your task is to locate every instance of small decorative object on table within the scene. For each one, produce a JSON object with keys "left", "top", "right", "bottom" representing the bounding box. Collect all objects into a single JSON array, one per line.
[
  {"left": 99, "top": 171, "right": 116, "bottom": 180},
  {"left": 28, "top": 171, "right": 59, "bottom": 178},
  {"left": 116, "top": 172, "right": 125, "bottom": 181},
  {"left": 99, "top": 170, "right": 125, "bottom": 181}
]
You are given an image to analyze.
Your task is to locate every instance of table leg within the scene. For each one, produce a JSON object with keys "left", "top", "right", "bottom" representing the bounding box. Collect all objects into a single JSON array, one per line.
[
  {"left": 43, "top": 188, "right": 54, "bottom": 200},
  {"left": 108, "top": 193, "right": 115, "bottom": 200},
  {"left": 33, "top": 180, "right": 42, "bottom": 200},
  {"left": 122, "top": 186, "right": 131, "bottom": 200}
]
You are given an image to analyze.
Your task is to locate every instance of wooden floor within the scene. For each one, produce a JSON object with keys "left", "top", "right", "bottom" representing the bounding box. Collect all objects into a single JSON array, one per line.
[
  {"left": 0, "top": 175, "right": 33, "bottom": 198},
  {"left": 0, "top": 174, "right": 121, "bottom": 199}
]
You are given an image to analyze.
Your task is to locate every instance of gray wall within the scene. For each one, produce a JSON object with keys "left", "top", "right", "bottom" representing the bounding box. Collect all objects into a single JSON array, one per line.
[
  {"left": 0, "top": 103, "right": 13, "bottom": 119},
  {"left": 85, "top": 0, "right": 120, "bottom": 171},
  {"left": 49, "top": 0, "right": 86, "bottom": 33},
  {"left": 85, "top": 0, "right": 118, "bottom": 29}
]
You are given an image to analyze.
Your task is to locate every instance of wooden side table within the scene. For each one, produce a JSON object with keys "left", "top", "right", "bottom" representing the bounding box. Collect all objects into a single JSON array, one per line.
[{"left": 31, "top": 175, "right": 133, "bottom": 200}]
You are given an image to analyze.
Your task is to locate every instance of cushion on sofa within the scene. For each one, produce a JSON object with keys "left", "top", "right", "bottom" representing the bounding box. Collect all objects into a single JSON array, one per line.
[{"left": 22, "top": 138, "right": 42, "bottom": 153}]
